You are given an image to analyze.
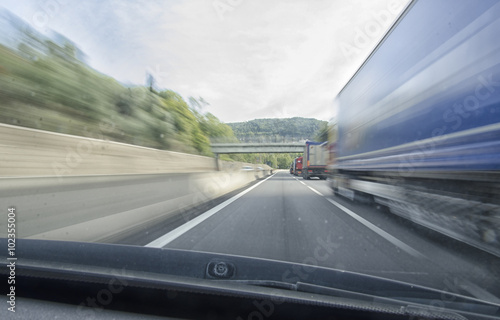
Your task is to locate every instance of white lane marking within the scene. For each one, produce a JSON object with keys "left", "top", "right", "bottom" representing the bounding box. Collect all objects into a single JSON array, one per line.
[
  {"left": 325, "top": 197, "right": 427, "bottom": 260},
  {"left": 293, "top": 177, "right": 324, "bottom": 196},
  {"left": 304, "top": 183, "right": 500, "bottom": 303},
  {"left": 304, "top": 182, "right": 500, "bottom": 304},
  {"left": 294, "top": 178, "right": 426, "bottom": 259},
  {"left": 145, "top": 173, "right": 277, "bottom": 248},
  {"left": 293, "top": 177, "right": 307, "bottom": 185},
  {"left": 307, "top": 185, "right": 323, "bottom": 196}
]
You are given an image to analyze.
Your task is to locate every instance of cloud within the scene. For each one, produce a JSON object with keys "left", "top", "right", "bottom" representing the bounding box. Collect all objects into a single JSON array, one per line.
[{"left": 1, "top": 0, "right": 409, "bottom": 123}]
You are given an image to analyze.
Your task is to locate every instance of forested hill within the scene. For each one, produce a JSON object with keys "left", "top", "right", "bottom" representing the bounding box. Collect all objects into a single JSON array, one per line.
[{"left": 227, "top": 117, "right": 327, "bottom": 143}]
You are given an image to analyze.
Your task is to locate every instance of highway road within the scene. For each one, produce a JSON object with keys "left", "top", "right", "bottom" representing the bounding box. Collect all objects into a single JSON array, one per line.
[{"left": 140, "top": 171, "right": 500, "bottom": 304}]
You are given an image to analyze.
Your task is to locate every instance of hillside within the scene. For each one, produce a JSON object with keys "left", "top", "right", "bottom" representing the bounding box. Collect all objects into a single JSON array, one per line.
[
  {"left": 0, "top": 9, "right": 327, "bottom": 169},
  {"left": 0, "top": 9, "right": 236, "bottom": 157},
  {"left": 227, "top": 117, "right": 327, "bottom": 143},
  {"left": 222, "top": 117, "right": 328, "bottom": 169}
]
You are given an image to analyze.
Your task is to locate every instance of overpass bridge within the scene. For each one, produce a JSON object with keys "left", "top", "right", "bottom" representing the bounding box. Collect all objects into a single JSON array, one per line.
[
  {"left": 210, "top": 142, "right": 305, "bottom": 170},
  {"left": 210, "top": 142, "right": 305, "bottom": 154}
]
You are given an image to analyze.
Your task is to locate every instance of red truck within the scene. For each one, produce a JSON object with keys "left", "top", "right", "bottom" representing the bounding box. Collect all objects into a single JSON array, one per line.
[{"left": 293, "top": 156, "right": 303, "bottom": 176}]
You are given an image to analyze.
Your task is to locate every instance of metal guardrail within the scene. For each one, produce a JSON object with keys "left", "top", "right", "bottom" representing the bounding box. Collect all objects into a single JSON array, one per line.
[{"left": 211, "top": 142, "right": 305, "bottom": 154}]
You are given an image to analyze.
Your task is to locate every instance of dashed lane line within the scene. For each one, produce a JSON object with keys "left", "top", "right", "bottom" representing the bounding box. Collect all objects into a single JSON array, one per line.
[{"left": 295, "top": 178, "right": 427, "bottom": 260}]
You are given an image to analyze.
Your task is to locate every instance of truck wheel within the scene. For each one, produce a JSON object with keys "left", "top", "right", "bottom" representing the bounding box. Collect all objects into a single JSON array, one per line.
[{"left": 329, "top": 178, "right": 338, "bottom": 195}]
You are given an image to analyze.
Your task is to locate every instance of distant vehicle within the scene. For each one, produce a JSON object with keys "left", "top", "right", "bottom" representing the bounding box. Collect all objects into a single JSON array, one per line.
[
  {"left": 241, "top": 165, "right": 254, "bottom": 171},
  {"left": 302, "top": 141, "right": 327, "bottom": 180},
  {"left": 293, "top": 156, "right": 303, "bottom": 176},
  {"left": 327, "top": 0, "right": 500, "bottom": 257},
  {"left": 290, "top": 158, "right": 299, "bottom": 175}
]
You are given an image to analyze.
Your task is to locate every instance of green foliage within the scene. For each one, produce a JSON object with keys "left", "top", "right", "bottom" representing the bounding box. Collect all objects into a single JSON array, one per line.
[
  {"left": 0, "top": 39, "right": 237, "bottom": 156},
  {"left": 223, "top": 118, "right": 328, "bottom": 168},
  {"left": 314, "top": 122, "right": 329, "bottom": 143},
  {"left": 0, "top": 30, "right": 326, "bottom": 168},
  {"left": 228, "top": 117, "right": 327, "bottom": 142},
  {"left": 232, "top": 153, "right": 300, "bottom": 169},
  {"left": 277, "top": 153, "right": 296, "bottom": 169},
  {"left": 198, "top": 113, "right": 239, "bottom": 143}
]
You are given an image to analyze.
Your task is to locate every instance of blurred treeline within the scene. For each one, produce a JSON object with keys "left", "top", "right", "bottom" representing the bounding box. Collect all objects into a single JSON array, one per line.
[
  {"left": 0, "top": 27, "right": 322, "bottom": 169},
  {"left": 0, "top": 19, "right": 328, "bottom": 168},
  {"left": 0, "top": 39, "right": 241, "bottom": 157}
]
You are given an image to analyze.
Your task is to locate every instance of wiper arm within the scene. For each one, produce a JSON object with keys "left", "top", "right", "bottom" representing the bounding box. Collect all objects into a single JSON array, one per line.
[
  {"left": 218, "top": 279, "right": 408, "bottom": 303},
  {"left": 217, "top": 279, "right": 298, "bottom": 290},
  {"left": 215, "top": 278, "right": 500, "bottom": 319}
]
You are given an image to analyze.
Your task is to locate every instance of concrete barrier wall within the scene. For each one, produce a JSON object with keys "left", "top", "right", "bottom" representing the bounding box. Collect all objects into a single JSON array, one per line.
[
  {"left": 0, "top": 124, "right": 273, "bottom": 242},
  {"left": 0, "top": 123, "right": 272, "bottom": 177},
  {"left": 0, "top": 171, "right": 266, "bottom": 242}
]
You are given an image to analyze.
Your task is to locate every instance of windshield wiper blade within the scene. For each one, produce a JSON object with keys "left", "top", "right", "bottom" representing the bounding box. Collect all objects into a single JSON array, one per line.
[
  {"left": 214, "top": 278, "right": 500, "bottom": 319},
  {"left": 217, "top": 279, "right": 394, "bottom": 304},
  {"left": 217, "top": 279, "right": 298, "bottom": 290}
]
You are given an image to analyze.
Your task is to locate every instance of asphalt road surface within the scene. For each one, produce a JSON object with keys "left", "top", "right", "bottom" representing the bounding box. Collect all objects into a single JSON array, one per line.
[{"left": 144, "top": 171, "right": 500, "bottom": 304}]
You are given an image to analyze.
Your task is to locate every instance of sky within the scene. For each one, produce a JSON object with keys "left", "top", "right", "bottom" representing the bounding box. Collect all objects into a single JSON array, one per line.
[{"left": 0, "top": 0, "right": 409, "bottom": 123}]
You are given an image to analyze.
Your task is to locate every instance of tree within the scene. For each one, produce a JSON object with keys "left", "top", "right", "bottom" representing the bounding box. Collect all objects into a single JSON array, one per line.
[
  {"left": 277, "top": 154, "right": 293, "bottom": 169},
  {"left": 314, "top": 122, "right": 329, "bottom": 142},
  {"left": 189, "top": 96, "right": 210, "bottom": 113},
  {"left": 146, "top": 73, "right": 155, "bottom": 93}
]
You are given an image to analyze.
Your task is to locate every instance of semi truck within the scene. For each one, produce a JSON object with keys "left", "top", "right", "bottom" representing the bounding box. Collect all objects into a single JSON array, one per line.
[
  {"left": 302, "top": 141, "right": 328, "bottom": 180},
  {"left": 293, "top": 156, "right": 303, "bottom": 176},
  {"left": 327, "top": 0, "right": 500, "bottom": 257}
]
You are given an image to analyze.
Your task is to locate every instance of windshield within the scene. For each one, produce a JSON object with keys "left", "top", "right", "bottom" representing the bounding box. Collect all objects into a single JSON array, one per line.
[{"left": 1, "top": 0, "right": 500, "bottom": 318}]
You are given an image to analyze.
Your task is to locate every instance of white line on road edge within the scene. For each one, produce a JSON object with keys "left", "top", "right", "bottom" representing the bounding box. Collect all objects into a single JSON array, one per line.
[
  {"left": 145, "top": 173, "right": 277, "bottom": 248},
  {"left": 295, "top": 178, "right": 306, "bottom": 185},
  {"left": 306, "top": 185, "right": 323, "bottom": 196},
  {"left": 298, "top": 180, "right": 427, "bottom": 260},
  {"left": 325, "top": 197, "right": 427, "bottom": 260},
  {"left": 302, "top": 183, "right": 500, "bottom": 303},
  {"left": 293, "top": 177, "right": 323, "bottom": 195},
  {"left": 298, "top": 178, "right": 500, "bottom": 302}
]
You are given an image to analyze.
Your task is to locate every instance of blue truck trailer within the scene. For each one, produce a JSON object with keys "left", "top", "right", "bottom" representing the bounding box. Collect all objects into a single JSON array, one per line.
[{"left": 327, "top": 0, "right": 500, "bottom": 257}]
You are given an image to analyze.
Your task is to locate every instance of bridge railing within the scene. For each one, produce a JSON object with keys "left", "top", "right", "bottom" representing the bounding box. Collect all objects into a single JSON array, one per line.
[{"left": 210, "top": 142, "right": 305, "bottom": 154}]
